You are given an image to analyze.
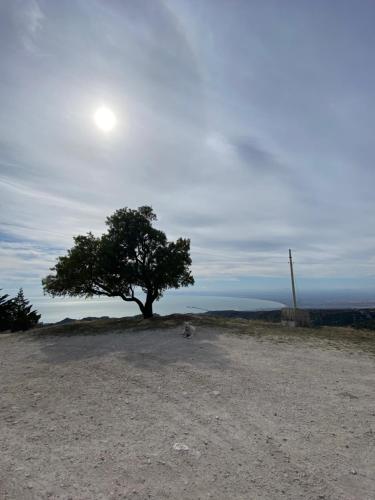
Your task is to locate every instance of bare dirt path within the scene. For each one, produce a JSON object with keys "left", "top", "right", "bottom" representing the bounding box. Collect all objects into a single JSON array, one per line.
[{"left": 0, "top": 325, "right": 374, "bottom": 499}]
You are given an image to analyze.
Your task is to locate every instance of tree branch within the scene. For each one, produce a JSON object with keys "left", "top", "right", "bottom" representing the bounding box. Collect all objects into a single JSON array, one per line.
[{"left": 119, "top": 292, "right": 145, "bottom": 312}]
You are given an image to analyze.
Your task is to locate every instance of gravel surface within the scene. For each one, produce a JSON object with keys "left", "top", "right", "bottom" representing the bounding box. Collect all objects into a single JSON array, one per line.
[{"left": 0, "top": 325, "right": 374, "bottom": 499}]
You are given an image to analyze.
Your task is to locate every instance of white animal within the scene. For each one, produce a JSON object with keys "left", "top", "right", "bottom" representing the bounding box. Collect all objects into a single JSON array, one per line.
[{"left": 183, "top": 321, "right": 196, "bottom": 338}]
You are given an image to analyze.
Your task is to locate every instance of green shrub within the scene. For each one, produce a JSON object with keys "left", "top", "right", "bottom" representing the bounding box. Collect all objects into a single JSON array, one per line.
[
  {"left": 0, "top": 290, "right": 15, "bottom": 332},
  {"left": 9, "top": 288, "right": 40, "bottom": 332}
]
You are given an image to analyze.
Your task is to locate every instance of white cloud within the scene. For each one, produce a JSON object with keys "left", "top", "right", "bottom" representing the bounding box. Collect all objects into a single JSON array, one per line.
[
  {"left": 1, "top": 0, "right": 375, "bottom": 300},
  {"left": 14, "top": 0, "right": 45, "bottom": 53}
]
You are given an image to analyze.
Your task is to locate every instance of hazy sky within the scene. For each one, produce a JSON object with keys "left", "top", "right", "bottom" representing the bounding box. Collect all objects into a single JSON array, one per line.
[{"left": 1, "top": 0, "right": 375, "bottom": 299}]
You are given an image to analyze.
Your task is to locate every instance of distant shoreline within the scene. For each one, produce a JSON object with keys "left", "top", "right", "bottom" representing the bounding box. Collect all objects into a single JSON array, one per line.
[
  {"left": 31, "top": 292, "right": 375, "bottom": 325},
  {"left": 39, "top": 307, "right": 375, "bottom": 330}
]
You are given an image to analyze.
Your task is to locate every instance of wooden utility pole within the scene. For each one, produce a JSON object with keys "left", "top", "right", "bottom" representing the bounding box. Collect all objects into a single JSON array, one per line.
[{"left": 289, "top": 249, "right": 297, "bottom": 311}]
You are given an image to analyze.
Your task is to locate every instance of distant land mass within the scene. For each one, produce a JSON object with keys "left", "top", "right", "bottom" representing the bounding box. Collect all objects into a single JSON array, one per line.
[
  {"left": 31, "top": 289, "right": 375, "bottom": 325},
  {"left": 40, "top": 308, "right": 375, "bottom": 330}
]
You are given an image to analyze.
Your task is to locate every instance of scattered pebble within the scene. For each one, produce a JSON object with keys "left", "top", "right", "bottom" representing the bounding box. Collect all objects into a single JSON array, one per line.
[{"left": 173, "top": 443, "right": 189, "bottom": 451}]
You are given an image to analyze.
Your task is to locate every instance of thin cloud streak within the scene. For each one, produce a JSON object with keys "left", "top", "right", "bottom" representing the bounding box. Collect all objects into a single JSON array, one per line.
[{"left": 1, "top": 0, "right": 375, "bottom": 300}]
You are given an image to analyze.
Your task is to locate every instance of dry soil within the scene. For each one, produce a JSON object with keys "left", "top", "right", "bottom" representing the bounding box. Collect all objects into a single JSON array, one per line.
[{"left": 0, "top": 321, "right": 374, "bottom": 499}]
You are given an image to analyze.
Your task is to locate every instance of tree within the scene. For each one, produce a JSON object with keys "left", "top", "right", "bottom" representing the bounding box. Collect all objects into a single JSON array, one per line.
[
  {"left": 0, "top": 290, "right": 15, "bottom": 332},
  {"left": 42, "top": 206, "right": 194, "bottom": 318},
  {"left": 10, "top": 288, "right": 41, "bottom": 332}
]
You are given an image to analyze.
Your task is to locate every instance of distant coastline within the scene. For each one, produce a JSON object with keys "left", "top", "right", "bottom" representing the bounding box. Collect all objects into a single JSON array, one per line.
[
  {"left": 39, "top": 307, "right": 375, "bottom": 330},
  {"left": 30, "top": 289, "right": 375, "bottom": 324},
  {"left": 31, "top": 294, "right": 286, "bottom": 324}
]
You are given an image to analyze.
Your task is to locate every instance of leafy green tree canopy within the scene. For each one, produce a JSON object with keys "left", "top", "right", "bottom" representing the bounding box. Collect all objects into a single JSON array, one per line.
[{"left": 42, "top": 206, "right": 194, "bottom": 318}]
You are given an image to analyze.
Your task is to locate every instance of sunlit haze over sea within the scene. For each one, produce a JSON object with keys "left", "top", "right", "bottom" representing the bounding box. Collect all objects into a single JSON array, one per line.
[{"left": 34, "top": 294, "right": 286, "bottom": 324}]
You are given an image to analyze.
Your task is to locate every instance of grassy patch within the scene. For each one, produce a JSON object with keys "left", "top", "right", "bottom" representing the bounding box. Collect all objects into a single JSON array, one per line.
[{"left": 227, "top": 320, "right": 375, "bottom": 355}]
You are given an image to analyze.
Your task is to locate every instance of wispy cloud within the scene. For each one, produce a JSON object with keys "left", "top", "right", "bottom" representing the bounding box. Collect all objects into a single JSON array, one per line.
[
  {"left": 14, "top": 0, "right": 45, "bottom": 54},
  {"left": 1, "top": 0, "right": 375, "bottom": 300}
]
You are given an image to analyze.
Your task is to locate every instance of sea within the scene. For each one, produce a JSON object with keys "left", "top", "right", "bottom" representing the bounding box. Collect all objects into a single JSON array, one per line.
[{"left": 33, "top": 294, "right": 286, "bottom": 324}]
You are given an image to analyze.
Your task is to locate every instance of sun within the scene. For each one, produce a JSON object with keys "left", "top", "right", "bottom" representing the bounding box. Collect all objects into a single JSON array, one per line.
[{"left": 94, "top": 106, "right": 117, "bottom": 132}]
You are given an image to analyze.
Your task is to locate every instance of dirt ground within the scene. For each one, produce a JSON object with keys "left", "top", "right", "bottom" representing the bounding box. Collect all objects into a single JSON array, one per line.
[{"left": 0, "top": 320, "right": 374, "bottom": 499}]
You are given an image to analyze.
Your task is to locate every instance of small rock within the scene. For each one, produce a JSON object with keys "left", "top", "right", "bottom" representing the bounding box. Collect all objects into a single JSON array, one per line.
[
  {"left": 212, "top": 391, "right": 220, "bottom": 396},
  {"left": 173, "top": 443, "right": 189, "bottom": 451},
  {"left": 350, "top": 469, "right": 357, "bottom": 475}
]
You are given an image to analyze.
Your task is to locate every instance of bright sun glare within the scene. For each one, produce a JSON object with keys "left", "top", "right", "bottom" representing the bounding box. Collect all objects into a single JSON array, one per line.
[{"left": 94, "top": 106, "right": 117, "bottom": 132}]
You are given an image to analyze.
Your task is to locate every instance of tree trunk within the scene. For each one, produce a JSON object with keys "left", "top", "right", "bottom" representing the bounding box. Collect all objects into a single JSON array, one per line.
[
  {"left": 143, "top": 291, "right": 154, "bottom": 319},
  {"left": 121, "top": 291, "right": 154, "bottom": 319},
  {"left": 143, "top": 301, "right": 153, "bottom": 319}
]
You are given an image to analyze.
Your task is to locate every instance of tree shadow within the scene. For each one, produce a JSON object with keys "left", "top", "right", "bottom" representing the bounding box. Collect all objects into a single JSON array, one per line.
[{"left": 39, "top": 326, "right": 232, "bottom": 370}]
